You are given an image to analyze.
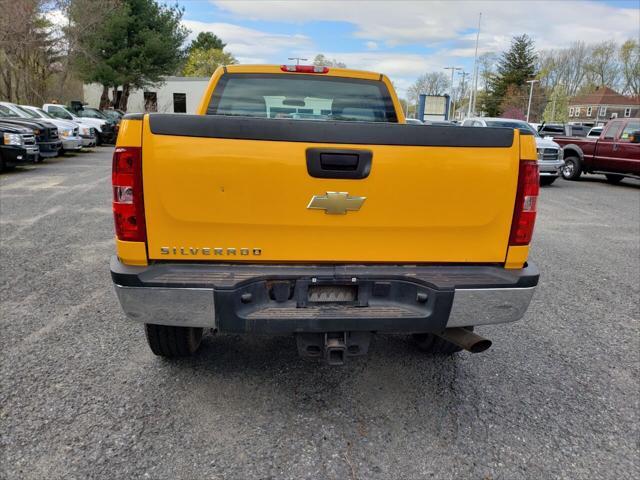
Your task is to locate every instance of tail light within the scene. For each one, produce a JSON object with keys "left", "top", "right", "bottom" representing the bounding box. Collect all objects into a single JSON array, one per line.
[
  {"left": 280, "top": 65, "right": 329, "bottom": 73},
  {"left": 112, "top": 147, "right": 146, "bottom": 242},
  {"left": 509, "top": 160, "right": 539, "bottom": 246}
]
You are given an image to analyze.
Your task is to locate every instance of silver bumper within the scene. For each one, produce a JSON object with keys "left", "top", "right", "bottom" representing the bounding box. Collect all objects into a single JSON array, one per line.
[
  {"left": 113, "top": 284, "right": 536, "bottom": 330},
  {"left": 114, "top": 285, "right": 216, "bottom": 328},
  {"left": 446, "top": 287, "right": 536, "bottom": 327},
  {"left": 539, "top": 159, "right": 564, "bottom": 176},
  {"left": 62, "top": 137, "right": 82, "bottom": 150},
  {"left": 80, "top": 136, "right": 96, "bottom": 147}
]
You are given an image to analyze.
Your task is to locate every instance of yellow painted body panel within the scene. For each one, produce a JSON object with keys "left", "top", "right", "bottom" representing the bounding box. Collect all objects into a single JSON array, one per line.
[
  {"left": 116, "top": 117, "right": 143, "bottom": 147},
  {"left": 116, "top": 239, "right": 148, "bottom": 266},
  {"left": 115, "top": 65, "right": 533, "bottom": 266},
  {"left": 504, "top": 245, "right": 529, "bottom": 269},
  {"left": 519, "top": 134, "right": 537, "bottom": 161},
  {"left": 141, "top": 117, "right": 523, "bottom": 262}
]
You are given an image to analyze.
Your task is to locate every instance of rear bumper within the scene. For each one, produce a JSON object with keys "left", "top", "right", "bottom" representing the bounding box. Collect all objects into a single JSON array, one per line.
[{"left": 111, "top": 258, "right": 539, "bottom": 333}]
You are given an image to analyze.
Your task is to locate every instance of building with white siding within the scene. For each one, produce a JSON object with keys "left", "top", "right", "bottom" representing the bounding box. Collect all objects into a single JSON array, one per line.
[{"left": 83, "top": 77, "right": 210, "bottom": 114}]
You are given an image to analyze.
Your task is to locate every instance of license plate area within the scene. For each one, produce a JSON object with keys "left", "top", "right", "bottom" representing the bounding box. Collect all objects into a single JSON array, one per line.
[
  {"left": 308, "top": 285, "right": 357, "bottom": 303},
  {"left": 296, "top": 279, "right": 366, "bottom": 308}
]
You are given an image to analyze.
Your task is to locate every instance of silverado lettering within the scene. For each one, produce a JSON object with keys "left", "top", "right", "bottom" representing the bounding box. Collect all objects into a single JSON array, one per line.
[
  {"left": 110, "top": 64, "right": 540, "bottom": 365},
  {"left": 160, "top": 247, "right": 262, "bottom": 256}
]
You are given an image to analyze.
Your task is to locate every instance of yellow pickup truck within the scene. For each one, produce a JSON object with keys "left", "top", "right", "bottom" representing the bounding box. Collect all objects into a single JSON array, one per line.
[{"left": 110, "top": 64, "right": 540, "bottom": 365}]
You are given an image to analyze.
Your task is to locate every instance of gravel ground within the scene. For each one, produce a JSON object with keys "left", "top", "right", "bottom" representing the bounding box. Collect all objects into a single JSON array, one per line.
[{"left": 1, "top": 148, "right": 638, "bottom": 480}]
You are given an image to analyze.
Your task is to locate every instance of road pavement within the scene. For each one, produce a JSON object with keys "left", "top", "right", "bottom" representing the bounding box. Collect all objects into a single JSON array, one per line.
[{"left": 1, "top": 148, "right": 638, "bottom": 479}]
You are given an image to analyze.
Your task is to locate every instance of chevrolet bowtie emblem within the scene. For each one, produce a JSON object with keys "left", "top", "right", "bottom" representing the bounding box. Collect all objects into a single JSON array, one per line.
[{"left": 307, "top": 191, "right": 366, "bottom": 215}]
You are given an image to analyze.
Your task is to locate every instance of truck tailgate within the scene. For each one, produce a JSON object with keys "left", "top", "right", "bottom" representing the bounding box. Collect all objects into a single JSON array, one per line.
[{"left": 141, "top": 115, "right": 521, "bottom": 263}]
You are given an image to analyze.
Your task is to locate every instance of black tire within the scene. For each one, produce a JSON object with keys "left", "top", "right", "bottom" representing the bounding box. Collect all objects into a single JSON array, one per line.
[
  {"left": 540, "top": 176, "right": 557, "bottom": 186},
  {"left": 561, "top": 156, "right": 582, "bottom": 180},
  {"left": 412, "top": 327, "right": 474, "bottom": 354},
  {"left": 95, "top": 132, "right": 102, "bottom": 146},
  {"left": 605, "top": 174, "right": 624, "bottom": 184},
  {"left": 144, "top": 324, "right": 203, "bottom": 358}
]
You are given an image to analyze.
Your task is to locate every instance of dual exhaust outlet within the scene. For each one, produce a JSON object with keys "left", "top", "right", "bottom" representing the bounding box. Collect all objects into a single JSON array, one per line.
[{"left": 297, "top": 328, "right": 492, "bottom": 365}]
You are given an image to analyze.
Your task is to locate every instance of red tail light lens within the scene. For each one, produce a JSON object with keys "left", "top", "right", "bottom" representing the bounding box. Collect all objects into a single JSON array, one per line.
[
  {"left": 112, "top": 147, "right": 146, "bottom": 242},
  {"left": 280, "top": 65, "right": 329, "bottom": 73},
  {"left": 509, "top": 160, "right": 539, "bottom": 246}
]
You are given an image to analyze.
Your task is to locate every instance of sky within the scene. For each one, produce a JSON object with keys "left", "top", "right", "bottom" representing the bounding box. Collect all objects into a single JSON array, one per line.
[{"left": 174, "top": 0, "right": 640, "bottom": 97}]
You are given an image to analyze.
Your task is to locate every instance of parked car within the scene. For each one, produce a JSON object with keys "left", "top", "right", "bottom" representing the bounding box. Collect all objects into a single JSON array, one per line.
[
  {"left": 0, "top": 121, "right": 39, "bottom": 171},
  {"left": 110, "top": 64, "right": 540, "bottom": 362},
  {"left": 587, "top": 126, "right": 603, "bottom": 138},
  {"left": 42, "top": 104, "right": 116, "bottom": 145},
  {"left": 552, "top": 118, "right": 640, "bottom": 183},
  {"left": 101, "top": 108, "right": 125, "bottom": 124},
  {"left": 0, "top": 104, "right": 61, "bottom": 160},
  {"left": 537, "top": 123, "right": 589, "bottom": 137},
  {"left": 424, "top": 120, "right": 457, "bottom": 126},
  {"left": 0, "top": 102, "right": 83, "bottom": 154},
  {"left": 461, "top": 117, "right": 564, "bottom": 185},
  {"left": 20, "top": 105, "right": 96, "bottom": 148}
]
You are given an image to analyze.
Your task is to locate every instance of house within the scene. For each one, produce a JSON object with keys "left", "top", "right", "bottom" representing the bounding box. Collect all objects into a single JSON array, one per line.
[
  {"left": 83, "top": 76, "right": 210, "bottom": 114},
  {"left": 568, "top": 86, "right": 639, "bottom": 126}
]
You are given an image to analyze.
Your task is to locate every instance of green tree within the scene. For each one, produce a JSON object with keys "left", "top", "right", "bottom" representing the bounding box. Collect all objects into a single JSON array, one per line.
[
  {"left": 183, "top": 48, "right": 237, "bottom": 77},
  {"left": 312, "top": 54, "right": 346, "bottom": 68},
  {"left": 0, "top": 1, "right": 63, "bottom": 104},
  {"left": 542, "top": 86, "right": 569, "bottom": 123},
  {"left": 188, "top": 32, "right": 226, "bottom": 52},
  {"left": 74, "top": 0, "right": 188, "bottom": 110},
  {"left": 619, "top": 39, "right": 640, "bottom": 95},
  {"left": 486, "top": 34, "right": 537, "bottom": 116}
]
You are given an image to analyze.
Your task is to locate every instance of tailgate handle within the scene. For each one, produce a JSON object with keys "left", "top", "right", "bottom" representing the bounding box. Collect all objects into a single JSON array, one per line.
[{"left": 306, "top": 148, "right": 372, "bottom": 179}]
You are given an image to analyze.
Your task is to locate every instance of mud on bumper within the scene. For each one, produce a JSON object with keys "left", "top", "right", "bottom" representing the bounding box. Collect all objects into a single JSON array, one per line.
[{"left": 111, "top": 258, "right": 539, "bottom": 333}]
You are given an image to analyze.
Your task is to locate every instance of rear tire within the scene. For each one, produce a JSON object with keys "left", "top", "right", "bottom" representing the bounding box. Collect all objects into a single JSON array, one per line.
[
  {"left": 605, "top": 174, "right": 624, "bottom": 184},
  {"left": 540, "top": 176, "right": 557, "bottom": 186},
  {"left": 144, "top": 324, "right": 203, "bottom": 357},
  {"left": 412, "top": 327, "right": 474, "bottom": 354},
  {"left": 561, "top": 156, "right": 582, "bottom": 180}
]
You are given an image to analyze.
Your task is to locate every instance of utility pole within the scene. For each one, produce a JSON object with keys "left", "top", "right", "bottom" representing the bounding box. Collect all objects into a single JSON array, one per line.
[
  {"left": 526, "top": 79, "right": 539, "bottom": 122},
  {"left": 457, "top": 71, "right": 470, "bottom": 121},
  {"left": 444, "top": 66, "right": 462, "bottom": 120},
  {"left": 468, "top": 12, "right": 482, "bottom": 118},
  {"left": 288, "top": 57, "right": 307, "bottom": 65}
]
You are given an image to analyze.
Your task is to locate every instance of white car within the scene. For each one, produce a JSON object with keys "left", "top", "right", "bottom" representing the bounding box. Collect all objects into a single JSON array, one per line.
[
  {"left": 5, "top": 103, "right": 83, "bottom": 153},
  {"left": 20, "top": 105, "right": 96, "bottom": 149},
  {"left": 461, "top": 117, "right": 564, "bottom": 185},
  {"left": 42, "top": 104, "right": 116, "bottom": 145}
]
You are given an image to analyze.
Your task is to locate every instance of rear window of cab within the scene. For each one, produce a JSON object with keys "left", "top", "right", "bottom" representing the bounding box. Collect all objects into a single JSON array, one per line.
[{"left": 207, "top": 73, "right": 398, "bottom": 123}]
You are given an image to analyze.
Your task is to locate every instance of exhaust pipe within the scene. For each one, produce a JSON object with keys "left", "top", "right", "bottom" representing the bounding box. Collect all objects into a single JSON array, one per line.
[{"left": 436, "top": 328, "right": 492, "bottom": 353}]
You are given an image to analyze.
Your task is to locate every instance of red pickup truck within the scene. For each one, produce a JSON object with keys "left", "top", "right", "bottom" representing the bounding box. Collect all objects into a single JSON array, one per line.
[{"left": 553, "top": 118, "right": 640, "bottom": 184}]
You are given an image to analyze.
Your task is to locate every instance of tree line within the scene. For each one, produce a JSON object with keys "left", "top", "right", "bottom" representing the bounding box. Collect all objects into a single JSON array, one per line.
[
  {"left": 408, "top": 36, "right": 639, "bottom": 122},
  {"left": 0, "top": 0, "right": 240, "bottom": 110}
]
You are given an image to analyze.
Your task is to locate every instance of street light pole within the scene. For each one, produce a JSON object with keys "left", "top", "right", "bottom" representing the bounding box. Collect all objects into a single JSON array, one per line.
[
  {"left": 526, "top": 79, "right": 539, "bottom": 122},
  {"left": 444, "top": 66, "right": 462, "bottom": 120},
  {"left": 468, "top": 12, "right": 482, "bottom": 118},
  {"left": 288, "top": 57, "right": 307, "bottom": 65},
  {"left": 458, "top": 70, "right": 470, "bottom": 121}
]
